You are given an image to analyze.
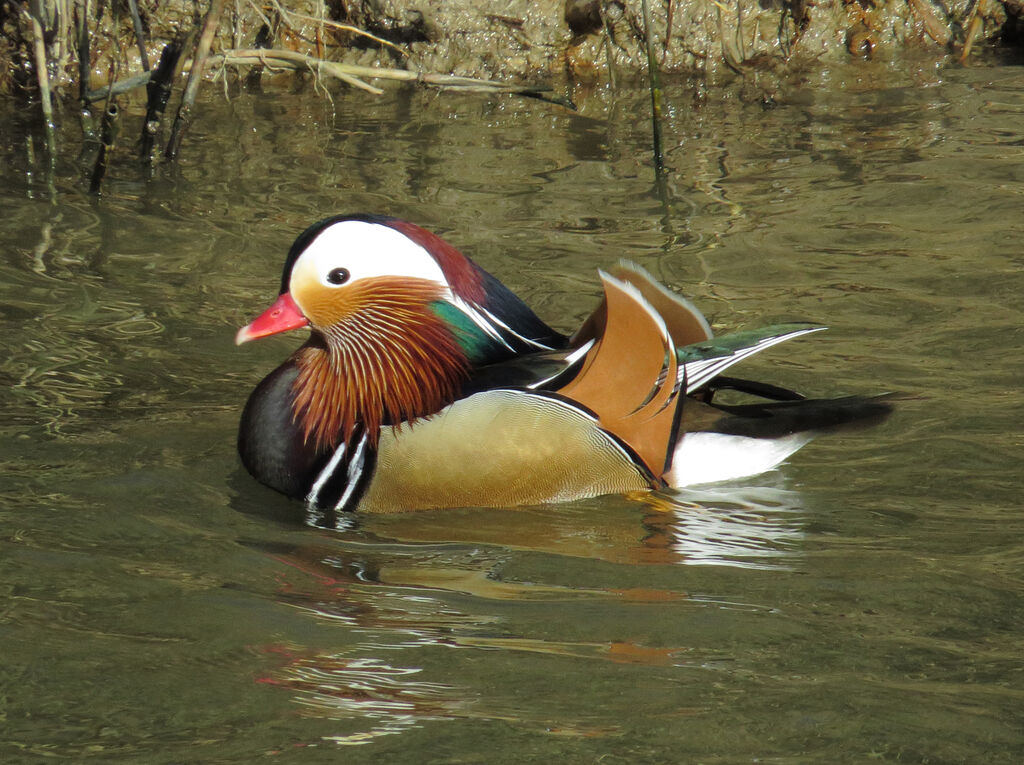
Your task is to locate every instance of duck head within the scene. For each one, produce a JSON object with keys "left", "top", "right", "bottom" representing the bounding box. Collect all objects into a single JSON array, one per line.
[{"left": 237, "top": 214, "right": 565, "bottom": 452}]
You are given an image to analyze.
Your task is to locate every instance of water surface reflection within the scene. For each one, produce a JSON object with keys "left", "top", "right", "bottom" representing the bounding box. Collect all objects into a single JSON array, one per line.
[
  {"left": 2, "top": 59, "right": 1023, "bottom": 761},
  {"left": 238, "top": 481, "right": 808, "bottom": 743}
]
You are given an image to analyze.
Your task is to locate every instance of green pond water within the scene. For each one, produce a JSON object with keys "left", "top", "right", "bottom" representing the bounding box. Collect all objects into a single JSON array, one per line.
[{"left": 1, "top": 57, "right": 1023, "bottom": 763}]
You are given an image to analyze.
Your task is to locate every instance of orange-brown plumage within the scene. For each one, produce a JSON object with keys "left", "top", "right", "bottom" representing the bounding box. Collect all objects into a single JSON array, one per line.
[
  {"left": 290, "top": 276, "right": 469, "bottom": 451},
  {"left": 557, "top": 275, "right": 683, "bottom": 481}
]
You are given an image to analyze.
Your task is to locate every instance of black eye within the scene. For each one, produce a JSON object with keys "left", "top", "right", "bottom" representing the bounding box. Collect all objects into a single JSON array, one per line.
[{"left": 326, "top": 267, "right": 350, "bottom": 285}]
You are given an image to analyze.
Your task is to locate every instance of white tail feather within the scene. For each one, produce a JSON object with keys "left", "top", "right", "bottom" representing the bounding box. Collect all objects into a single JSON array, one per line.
[{"left": 666, "top": 431, "right": 814, "bottom": 487}]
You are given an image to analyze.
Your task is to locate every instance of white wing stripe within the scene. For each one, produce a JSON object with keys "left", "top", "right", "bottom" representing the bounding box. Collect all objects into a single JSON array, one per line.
[
  {"left": 526, "top": 339, "right": 596, "bottom": 390},
  {"left": 682, "top": 327, "right": 825, "bottom": 394},
  {"left": 478, "top": 306, "right": 557, "bottom": 350},
  {"left": 445, "top": 290, "right": 557, "bottom": 352}
]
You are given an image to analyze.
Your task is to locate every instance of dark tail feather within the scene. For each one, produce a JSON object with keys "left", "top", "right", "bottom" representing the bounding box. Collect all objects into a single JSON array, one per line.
[
  {"left": 708, "top": 375, "right": 807, "bottom": 402},
  {"left": 709, "top": 394, "right": 898, "bottom": 440}
]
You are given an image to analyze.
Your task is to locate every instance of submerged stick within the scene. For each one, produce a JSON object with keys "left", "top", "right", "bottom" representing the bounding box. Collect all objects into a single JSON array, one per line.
[
  {"left": 89, "top": 100, "right": 120, "bottom": 194},
  {"left": 165, "top": 0, "right": 226, "bottom": 160},
  {"left": 141, "top": 32, "right": 194, "bottom": 159}
]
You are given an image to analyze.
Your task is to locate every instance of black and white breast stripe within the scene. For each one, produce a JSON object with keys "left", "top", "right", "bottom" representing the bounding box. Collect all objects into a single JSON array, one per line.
[{"left": 305, "top": 425, "right": 377, "bottom": 513}]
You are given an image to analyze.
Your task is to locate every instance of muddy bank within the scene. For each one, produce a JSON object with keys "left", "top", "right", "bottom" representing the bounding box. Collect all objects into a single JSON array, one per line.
[
  {"left": 2, "top": 0, "right": 1021, "bottom": 103},
  {"left": 365, "top": 0, "right": 1015, "bottom": 80}
]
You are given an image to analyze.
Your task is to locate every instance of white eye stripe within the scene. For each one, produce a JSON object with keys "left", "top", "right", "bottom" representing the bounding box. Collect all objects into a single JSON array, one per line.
[
  {"left": 286, "top": 219, "right": 555, "bottom": 353},
  {"left": 292, "top": 220, "right": 450, "bottom": 291}
]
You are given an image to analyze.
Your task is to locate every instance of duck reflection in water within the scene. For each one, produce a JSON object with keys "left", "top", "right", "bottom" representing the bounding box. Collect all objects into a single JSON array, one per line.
[{"left": 238, "top": 479, "right": 807, "bottom": 743}]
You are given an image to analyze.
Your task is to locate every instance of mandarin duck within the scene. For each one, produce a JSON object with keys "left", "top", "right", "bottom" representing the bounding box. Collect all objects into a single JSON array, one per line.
[{"left": 236, "top": 214, "right": 892, "bottom": 515}]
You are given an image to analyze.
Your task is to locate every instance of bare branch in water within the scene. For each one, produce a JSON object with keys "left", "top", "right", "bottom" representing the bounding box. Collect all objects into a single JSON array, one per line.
[
  {"left": 87, "top": 49, "right": 575, "bottom": 112},
  {"left": 141, "top": 31, "right": 195, "bottom": 160},
  {"left": 89, "top": 100, "right": 120, "bottom": 194},
  {"left": 165, "top": 0, "right": 227, "bottom": 160},
  {"left": 85, "top": 73, "right": 153, "bottom": 103},
  {"left": 212, "top": 48, "right": 575, "bottom": 107},
  {"left": 26, "top": 3, "right": 55, "bottom": 136},
  {"left": 74, "top": 0, "right": 92, "bottom": 105}
]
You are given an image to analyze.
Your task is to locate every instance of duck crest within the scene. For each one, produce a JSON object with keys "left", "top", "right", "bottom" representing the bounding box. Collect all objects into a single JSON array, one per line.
[
  {"left": 384, "top": 218, "right": 487, "bottom": 305},
  {"left": 290, "top": 276, "right": 470, "bottom": 452}
]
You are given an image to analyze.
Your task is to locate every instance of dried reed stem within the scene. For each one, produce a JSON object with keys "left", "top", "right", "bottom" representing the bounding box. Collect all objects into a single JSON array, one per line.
[
  {"left": 27, "top": 2, "right": 54, "bottom": 127},
  {"left": 640, "top": 0, "right": 664, "bottom": 173},
  {"left": 284, "top": 10, "right": 408, "bottom": 57},
  {"left": 213, "top": 48, "right": 572, "bottom": 106}
]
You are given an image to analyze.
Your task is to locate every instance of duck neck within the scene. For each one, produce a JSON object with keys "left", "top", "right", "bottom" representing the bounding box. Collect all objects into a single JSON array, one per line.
[{"left": 290, "top": 310, "right": 469, "bottom": 453}]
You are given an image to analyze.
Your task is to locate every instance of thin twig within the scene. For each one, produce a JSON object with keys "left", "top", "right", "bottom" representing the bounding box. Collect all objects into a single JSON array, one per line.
[
  {"left": 26, "top": 0, "right": 58, "bottom": 188},
  {"left": 126, "top": 0, "right": 150, "bottom": 70},
  {"left": 285, "top": 10, "right": 408, "bottom": 56},
  {"left": 664, "top": 0, "right": 674, "bottom": 54},
  {"left": 960, "top": 0, "right": 986, "bottom": 61},
  {"left": 737, "top": 0, "right": 747, "bottom": 61},
  {"left": 244, "top": 0, "right": 273, "bottom": 32},
  {"left": 74, "top": 0, "right": 98, "bottom": 153},
  {"left": 717, "top": 4, "right": 745, "bottom": 73},
  {"left": 602, "top": 8, "right": 618, "bottom": 89},
  {"left": 165, "top": 0, "right": 226, "bottom": 159}
]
